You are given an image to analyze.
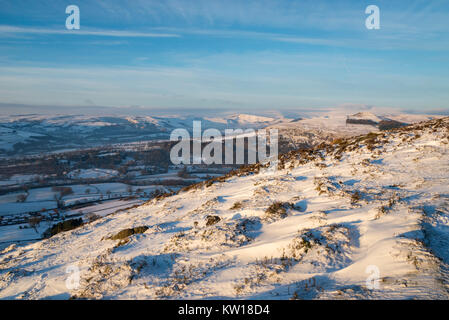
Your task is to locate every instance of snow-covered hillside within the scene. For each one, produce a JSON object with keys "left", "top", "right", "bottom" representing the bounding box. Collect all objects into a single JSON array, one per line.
[
  {"left": 271, "top": 109, "right": 441, "bottom": 150},
  {"left": 0, "top": 113, "right": 284, "bottom": 156},
  {"left": 0, "top": 117, "right": 448, "bottom": 299}
]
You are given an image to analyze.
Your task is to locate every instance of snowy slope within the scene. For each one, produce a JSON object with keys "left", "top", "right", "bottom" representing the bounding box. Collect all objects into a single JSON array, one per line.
[{"left": 0, "top": 117, "right": 448, "bottom": 299}]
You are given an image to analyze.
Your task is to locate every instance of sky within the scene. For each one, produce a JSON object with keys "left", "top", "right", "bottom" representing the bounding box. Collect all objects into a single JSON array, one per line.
[{"left": 0, "top": 0, "right": 448, "bottom": 114}]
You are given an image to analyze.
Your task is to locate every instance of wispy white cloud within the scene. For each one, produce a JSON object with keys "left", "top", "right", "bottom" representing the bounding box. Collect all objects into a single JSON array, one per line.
[
  {"left": 1, "top": 48, "right": 448, "bottom": 111},
  {"left": 0, "top": 25, "right": 180, "bottom": 38},
  {"left": 272, "top": 36, "right": 345, "bottom": 47},
  {"left": 0, "top": 24, "right": 344, "bottom": 47},
  {"left": 153, "top": 26, "right": 348, "bottom": 47},
  {"left": 2, "top": 15, "right": 449, "bottom": 51},
  {"left": 137, "top": 26, "right": 449, "bottom": 51}
]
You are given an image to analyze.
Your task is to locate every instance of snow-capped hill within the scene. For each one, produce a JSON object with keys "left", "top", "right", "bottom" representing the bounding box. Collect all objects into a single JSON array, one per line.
[
  {"left": 227, "top": 114, "right": 277, "bottom": 125},
  {"left": 0, "top": 117, "right": 448, "bottom": 299},
  {"left": 348, "top": 112, "right": 383, "bottom": 123},
  {"left": 0, "top": 113, "right": 283, "bottom": 156},
  {"left": 270, "top": 110, "right": 443, "bottom": 152}
]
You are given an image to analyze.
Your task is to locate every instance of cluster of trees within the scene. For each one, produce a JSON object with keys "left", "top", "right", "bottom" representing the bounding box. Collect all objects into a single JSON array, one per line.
[
  {"left": 2, "top": 145, "right": 172, "bottom": 181},
  {"left": 52, "top": 186, "right": 74, "bottom": 197}
]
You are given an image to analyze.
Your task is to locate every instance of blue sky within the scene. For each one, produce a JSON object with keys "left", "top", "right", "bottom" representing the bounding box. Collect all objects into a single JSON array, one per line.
[{"left": 0, "top": 0, "right": 448, "bottom": 113}]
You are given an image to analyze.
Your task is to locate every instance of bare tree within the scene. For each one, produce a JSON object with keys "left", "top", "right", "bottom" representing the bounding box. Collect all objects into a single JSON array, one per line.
[{"left": 28, "top": 215, "right": 43, "bottom": 233}]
